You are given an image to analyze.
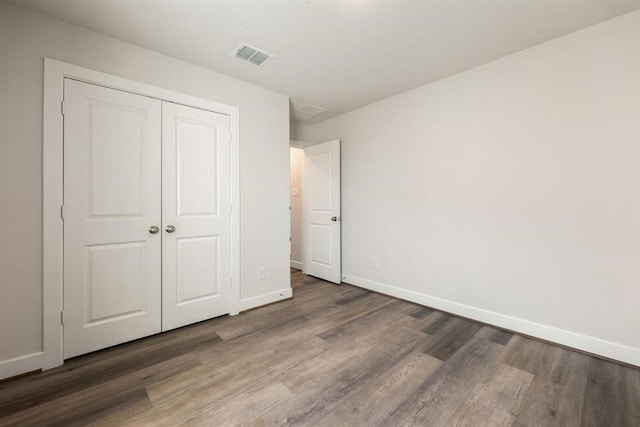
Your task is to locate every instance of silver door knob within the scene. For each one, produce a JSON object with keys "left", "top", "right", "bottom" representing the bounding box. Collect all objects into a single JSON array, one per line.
[
  {"left": 149, "top": 225, "right": 159, "bottom": 234},
  {"left": 331, "top": 216, "right": 340, "bottom": 222},
  {"left": 165, "top": 225, "right": 176, "bottom": 233}
]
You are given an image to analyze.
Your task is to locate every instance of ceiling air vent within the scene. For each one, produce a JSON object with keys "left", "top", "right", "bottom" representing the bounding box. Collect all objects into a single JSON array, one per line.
[
  {"left": 296, "top": 104, "right": 329, "bottom": 117},
  {"left": 231, "top": 43, "right": 274, "bottom": 67}
]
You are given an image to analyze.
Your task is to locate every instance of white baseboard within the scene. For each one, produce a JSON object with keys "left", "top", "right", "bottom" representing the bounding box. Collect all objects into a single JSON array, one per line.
[
  {"left": 290, "top": 260, "right": 303, "bottom": 270},
  {"left": 342, "top": 274, "right": 640, "bottom": 367},
  {"left": 239, "top": 287, "right": 293, "bottom": 312},
  {"left": 0, "top": 352, "right": 43, "bottom": 380}
]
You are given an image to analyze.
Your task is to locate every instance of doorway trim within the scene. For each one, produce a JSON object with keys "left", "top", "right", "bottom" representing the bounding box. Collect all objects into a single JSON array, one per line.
[{"left": 43, "top": 58, "right": 241, "bottom": 370}]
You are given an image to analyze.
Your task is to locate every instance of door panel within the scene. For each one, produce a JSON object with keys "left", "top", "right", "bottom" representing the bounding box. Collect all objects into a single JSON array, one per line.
[
  {"left": 162, "top": 102, "right": 231, "bottom": 330},
  {"left": 63, "top": 79, "right": 162, "bottom": 359},
  {"left": 176, "top": 236, "right": 219, "bottom": 304},
  {"left": 86, "top": 242, "right": 147, "bottom": 323},
  {"left": 177, "top": 118, "right": 219, "bottom": 215},
  {"left": 310, "top": 225, "right": 332, "bottom": 266},
  {"left": 304, "top": 140, "right": 341, "bottom": 283}
]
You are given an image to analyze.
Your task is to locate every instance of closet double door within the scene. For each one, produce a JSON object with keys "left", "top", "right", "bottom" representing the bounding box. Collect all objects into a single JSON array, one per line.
[{"left": 63, "top": 79, "right": 231, "bottom": 359}]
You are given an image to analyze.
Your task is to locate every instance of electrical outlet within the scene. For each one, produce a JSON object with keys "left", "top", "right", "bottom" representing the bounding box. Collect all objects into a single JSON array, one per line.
[
  {"left": 258, "top": 266, "right": 266, "bottom": 280},
  {"left": 370, "top": 257, "right": 378, "bottom": 269}
]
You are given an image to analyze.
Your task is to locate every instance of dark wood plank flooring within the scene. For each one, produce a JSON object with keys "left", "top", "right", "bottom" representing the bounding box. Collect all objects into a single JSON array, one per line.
[{"left": 1, "top": 270, "right": 639, "bottom": 426}]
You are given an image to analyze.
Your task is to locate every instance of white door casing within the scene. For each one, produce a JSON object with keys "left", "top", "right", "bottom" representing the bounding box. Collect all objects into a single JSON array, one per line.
[
  {"left": 304, "top": 139, "right": 341, "bottom": 284},
  {"left": 63, "top": 79, "right": 162, "bottom": 358},
  {"left": 162, "top": 102, "right": 232, "bottom": 330}
]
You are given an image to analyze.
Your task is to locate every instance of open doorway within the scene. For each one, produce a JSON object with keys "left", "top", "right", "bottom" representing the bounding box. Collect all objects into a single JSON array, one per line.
[{"left": 289, "top": 142, "right": 306, "bottom": 273}]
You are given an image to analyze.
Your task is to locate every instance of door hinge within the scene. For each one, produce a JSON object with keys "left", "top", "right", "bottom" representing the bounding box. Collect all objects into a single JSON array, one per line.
[
  {"left": 60, "top": 205, "right": 65, "bottom": 220},
  {"left": 60, "top": 310, "right": 65, "bottom": 325},
  {"left": 61, "top": 101, "right": 65, "bottom": 115}
]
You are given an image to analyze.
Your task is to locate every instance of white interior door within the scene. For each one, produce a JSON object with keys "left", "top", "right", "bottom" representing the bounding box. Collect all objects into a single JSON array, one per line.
[
  {"left": 63, "top": 79, "right": 162, "bottom": 358},
  {"left": 162, "top": 102, "right": 232, "bottom": 330},
  {"left": 304, "top": 139, "right": 341, "bottom": 283}
]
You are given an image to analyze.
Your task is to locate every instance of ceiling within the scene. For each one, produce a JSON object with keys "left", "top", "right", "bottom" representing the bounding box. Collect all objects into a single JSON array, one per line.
[{"left": 9, "top": 0, "right": 640, "bottom": 124}]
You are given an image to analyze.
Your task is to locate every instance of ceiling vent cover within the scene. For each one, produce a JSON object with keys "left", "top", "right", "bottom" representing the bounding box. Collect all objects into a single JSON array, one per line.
[
  {"left": 296, "top": 104, "right": 329, "bottom": 117},
  {"left": 231, "top": 43, "right": 274, "bottom": 67}
]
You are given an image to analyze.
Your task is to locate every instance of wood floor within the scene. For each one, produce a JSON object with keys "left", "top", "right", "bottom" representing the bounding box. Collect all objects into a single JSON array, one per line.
[{"left": 1, "top": 271, "right": 639, "bottom": 426}]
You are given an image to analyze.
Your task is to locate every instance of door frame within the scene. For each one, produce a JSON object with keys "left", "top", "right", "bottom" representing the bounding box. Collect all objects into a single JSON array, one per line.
[{"left": 43, "top": 58, "right": 241, "bottom": 370}]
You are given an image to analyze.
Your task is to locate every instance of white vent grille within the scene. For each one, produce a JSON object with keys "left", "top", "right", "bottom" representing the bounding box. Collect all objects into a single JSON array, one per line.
[
  {"left": 231, "top": 43, "right": 274, "bottom": 67},
  {"left": 296, "top": 104, "right": 329, "bottom": 117}
]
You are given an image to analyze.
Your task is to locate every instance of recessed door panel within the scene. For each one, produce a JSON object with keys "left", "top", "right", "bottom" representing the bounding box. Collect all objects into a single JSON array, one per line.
[
  {"left": 63, "top": 79, "right": 162, "bottom": 359},
  {"left": 310, "top": 225, "right": 332, "bottom": 266},
  {"left": 177, "top": 118, "right": 219, "bottom": 216},
  {"left": 87, "top": 242, "right": 147, "bottom": 323},
  {"left": 162, "top": 102, "right": 231, "bottom": 331},
  {"left": 176, "top": 236, "right": 219, "bottom": 304},
  {"left": 310, "top": 151, "right": 332, "bottom": 212},
  {"left": 89, "top": 103, "right": 145, "bottom": 217}
]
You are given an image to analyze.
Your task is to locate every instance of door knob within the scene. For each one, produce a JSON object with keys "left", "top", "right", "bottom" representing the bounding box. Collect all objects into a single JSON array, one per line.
[
  {"left": 165, "top": 225, "right": 176, "bottom": 233},
  {"left": 331, "top": 216, "right": 340, "bottom": 222},
  {"left": 149, "top": 225, "right": 160, "bottom": 234}
]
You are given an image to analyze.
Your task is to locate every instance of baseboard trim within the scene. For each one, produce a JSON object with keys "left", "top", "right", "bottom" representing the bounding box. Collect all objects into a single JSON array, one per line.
[
  {"left": 342, "top": 274, "right": 640, "bottom": 367},
  {"left": 0, "top": 352, "right": 43, "bottom": 381},
  {"left": 290, "top": 260, "right": 303, "bottom": 270},
  {"left": 239, "top": 287, "right": 293, "bottom": 312}
]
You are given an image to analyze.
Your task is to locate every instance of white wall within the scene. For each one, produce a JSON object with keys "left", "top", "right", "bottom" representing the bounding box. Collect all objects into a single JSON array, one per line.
[
  {"left": 289, "top": 147, "right": 304, "bottom": 269},
  {"left": 302, "top": 10, "right": 640, "bottom": 365},
  {"left": 290, "top": 122, "right": 313, "bottom": 143},
  {"left": 0, "top": 1, "right": 290, "bottom": 376}
]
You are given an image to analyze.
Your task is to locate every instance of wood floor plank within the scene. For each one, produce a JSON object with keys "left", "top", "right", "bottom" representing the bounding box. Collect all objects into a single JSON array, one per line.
[
  {"left": 65, "top": 388, "right": 151, "bottom": 427},
  {"left": 326, "top": 291, "right": 393, "bottom": 325},
  {"left": 0, "top": 328, "right": 219, "bottom": 417},
  {"left": 580, "top": 357, "right": 640, "bottom": 427},
  {"left": 197, "top": 319, "right": 335, "bottom": 370},
  {"left": 317, "top": 298, "right": 417, "bottom": 343},
  {"left": 333, "top": 287, "right": 370, "bottom": 305},
  {"left": 129, "top": 340, "right": 326, "bottom": 425},
  {"left": 422, "top": 312, "right": 454, "bottom": 335},
  {"left": 0, "top": 353, "right": 199, "bottom": 426},
  {"left": 514, "top": 347, "right": 590, "bottom": 427},
  {"left": 315, "top": 351, "right": 443, "bottom": 426},
  {"left": 280, "top": 318, "right": 425, "bottom": 393},
  {"left": 213, "top": 303, "right": 307, "bottom": 340},
  {"left": 446, "top": 363, "right": 533, "bottom": 426},
  {"left": 381, "top": 337, "right": 505, "bottom": 426},
  {"left": 181, "top": 380, "right": 292, "bottom": 426},
  {"left": 147, "top": 335, "right": 327, "bottom": 403},
  {"left": 406, "top": 305, "right": 435, "bottom": 319},
  {"left": 411, "top": 310, "right": 447, "bottom": 331},
  {"left": 475, "top": 325, "right": 513, "bottom": 346},
  {"left": 253, "top": 327, "right": 430, "bottom": 426},
  {"left": 421, "top": 316, "right": 483, "bottom": 362}
]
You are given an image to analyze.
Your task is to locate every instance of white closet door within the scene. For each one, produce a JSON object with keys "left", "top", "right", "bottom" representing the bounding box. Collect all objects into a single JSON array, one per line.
[
  {"left": 162, "top": 102, "right": 232, "bottom": 330},
  {"left": 63, "top": 79, "right": 162, "bottom": 358}
]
